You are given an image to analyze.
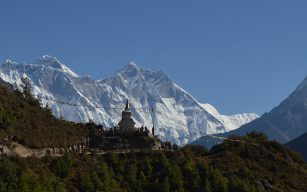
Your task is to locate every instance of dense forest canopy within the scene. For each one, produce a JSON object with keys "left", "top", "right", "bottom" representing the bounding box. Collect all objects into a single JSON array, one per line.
[{"left": 0, "top": 134, "right": 307, "bottom": 192}]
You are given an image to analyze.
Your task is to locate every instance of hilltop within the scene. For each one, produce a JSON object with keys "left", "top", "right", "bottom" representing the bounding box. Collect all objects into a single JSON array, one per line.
[{"left": 0, "top": 80, "right": 160, "bottom": 152}]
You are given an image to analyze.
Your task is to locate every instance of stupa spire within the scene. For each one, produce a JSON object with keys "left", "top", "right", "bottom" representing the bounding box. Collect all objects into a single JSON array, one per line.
[{"left": 125, "top": 99, "right": 129, "bottom": 110}]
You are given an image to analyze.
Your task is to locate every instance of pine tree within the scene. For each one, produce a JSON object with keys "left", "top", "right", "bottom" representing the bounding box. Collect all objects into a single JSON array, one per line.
[
  {"left": 21, "top": 77, "right": 40, "bottom": 106},
  {"left": 162, "top": 177, "right": 170, "bottom": 192},
  {"left": 21, "top": 77, "right": 32, "bottom": 101}
]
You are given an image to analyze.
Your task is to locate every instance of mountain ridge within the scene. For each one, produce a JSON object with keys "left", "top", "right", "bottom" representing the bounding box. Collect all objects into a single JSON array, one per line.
[
  {"left": 0, "top": 55, "right": 258, "bottom": 145},
  {"left": 194, "top": 75, "right": 307, "bottom": 148}
]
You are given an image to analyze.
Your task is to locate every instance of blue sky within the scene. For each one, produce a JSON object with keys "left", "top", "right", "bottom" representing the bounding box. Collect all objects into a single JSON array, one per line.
[{"left": 0, "top": 1, "right": 307, "bottom": 115}]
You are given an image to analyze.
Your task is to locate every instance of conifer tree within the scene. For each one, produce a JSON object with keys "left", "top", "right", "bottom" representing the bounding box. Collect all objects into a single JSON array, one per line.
[{"left": 162, "top": 177, "right": 170, "bottom": 192}]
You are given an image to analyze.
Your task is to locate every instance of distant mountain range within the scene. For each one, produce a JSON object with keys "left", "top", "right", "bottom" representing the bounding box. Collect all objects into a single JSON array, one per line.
[
  {"left": 0, "top": 55, "right": 258, "bottom": 145},
  {"left": 194, "top": 75, "right": 307, "bottom": 148}
]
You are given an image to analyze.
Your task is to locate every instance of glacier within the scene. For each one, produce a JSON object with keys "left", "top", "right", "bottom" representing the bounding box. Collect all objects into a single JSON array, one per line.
[{"left": 0, "top": 55, "right": 258, "bottom": 145}]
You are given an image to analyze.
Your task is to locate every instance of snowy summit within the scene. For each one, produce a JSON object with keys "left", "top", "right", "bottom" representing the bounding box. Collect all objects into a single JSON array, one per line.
[{"left": 0, "top": 56, "right": 258, "bottom": 145}]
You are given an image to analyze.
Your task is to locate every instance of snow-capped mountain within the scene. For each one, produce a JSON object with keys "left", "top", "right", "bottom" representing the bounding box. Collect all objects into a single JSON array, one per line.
[
  {"left": 200, "top": 104, "right": 259, "bottom": 131},
  {"left": 0, "top": 55, "right": 258, "bottom": 145}
]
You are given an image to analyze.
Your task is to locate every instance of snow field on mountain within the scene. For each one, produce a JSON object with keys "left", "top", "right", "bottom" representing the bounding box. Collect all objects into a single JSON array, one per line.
[{"left": 0, "top": 56, "right": 259, "bottom": 145}]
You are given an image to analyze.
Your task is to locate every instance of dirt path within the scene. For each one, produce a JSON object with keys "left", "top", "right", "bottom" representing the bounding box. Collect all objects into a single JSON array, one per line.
[
  {"left": 1, "top": 142, "right": 62, "bottom": 158},
  {"left": 11, "top": 142, "right": 50, "bottom": 157},
  {"left": 1, "top": 142, "right": 170, "bottom": 158}
]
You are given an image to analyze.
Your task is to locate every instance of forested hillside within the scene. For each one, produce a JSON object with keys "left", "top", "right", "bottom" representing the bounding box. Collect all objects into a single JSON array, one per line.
[
  {"left": 0, "top": 133, "right": 306, "bottom": 192},
  {"left": 0, "top": 81, "right": 88, "bottom": 148}
]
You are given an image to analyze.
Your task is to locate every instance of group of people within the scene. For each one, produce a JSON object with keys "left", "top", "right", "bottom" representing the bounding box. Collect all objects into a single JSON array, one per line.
[
  {"left": 160, "top": 141, "right": 179, "bottom": 151},
  {"left": 49, "top": 143, "right": 87, "bottom": 155},
  {"left": 96, "top": 125, "right": 154, "bottom": 136},
  {"left": 139, "top": 126, "right": 152, "bottom": 133}
]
